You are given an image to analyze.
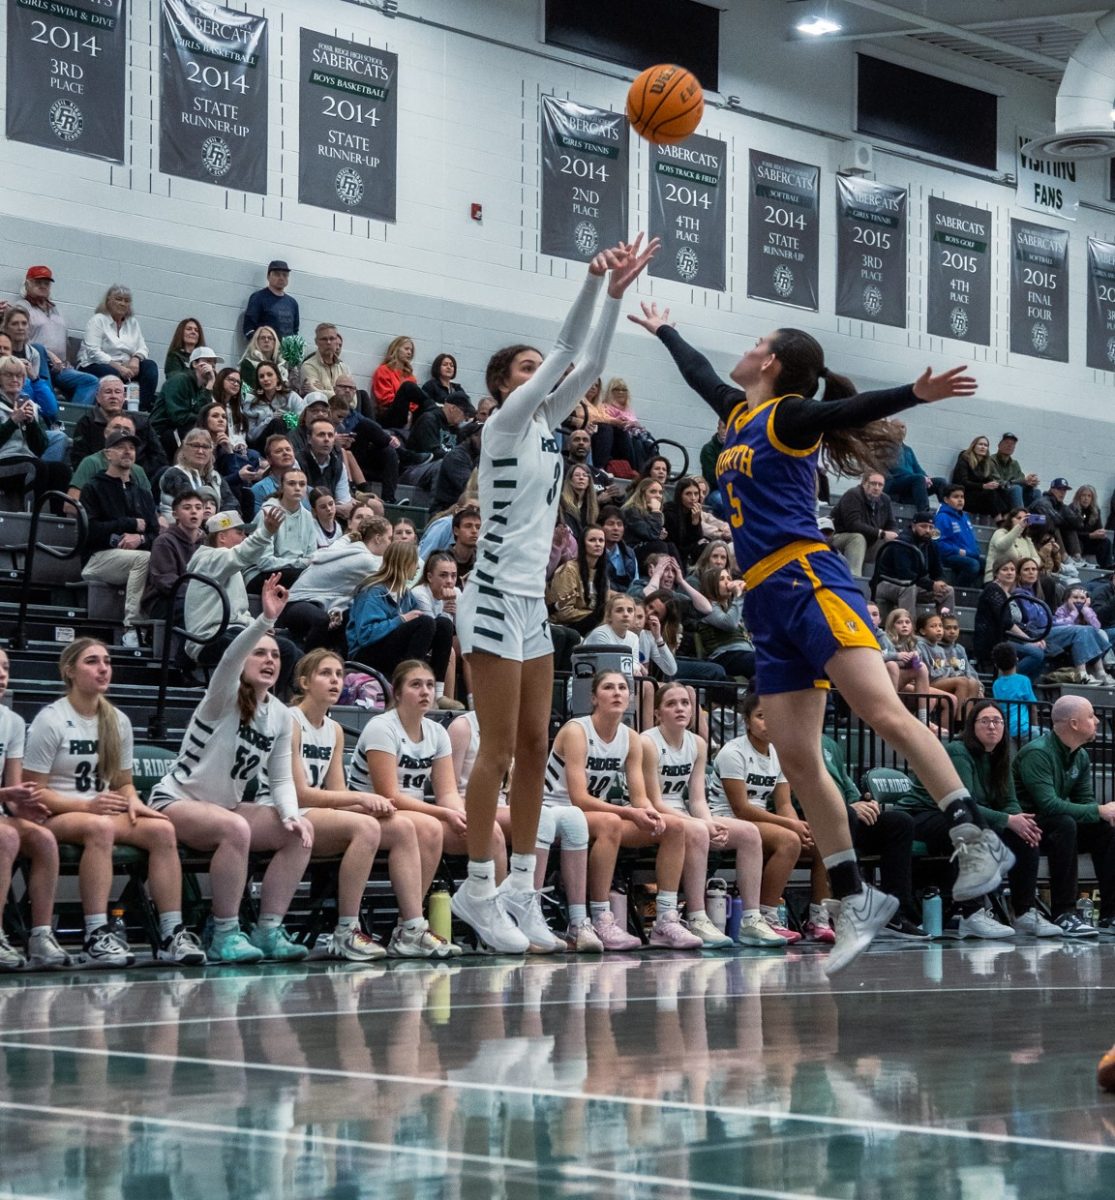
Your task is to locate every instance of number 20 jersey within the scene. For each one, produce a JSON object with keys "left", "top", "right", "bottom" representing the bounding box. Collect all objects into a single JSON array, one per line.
[{"left": 544, "top": 716, "right": 630, "bottom": 808}]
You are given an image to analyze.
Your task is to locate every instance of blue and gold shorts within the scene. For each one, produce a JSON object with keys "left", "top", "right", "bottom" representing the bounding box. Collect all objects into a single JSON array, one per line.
[{"left": 743, "top": 540, "right": 879, "bottom": 695}]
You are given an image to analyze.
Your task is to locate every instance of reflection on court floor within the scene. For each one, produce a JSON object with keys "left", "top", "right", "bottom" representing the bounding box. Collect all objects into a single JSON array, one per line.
[{"left": 1, "top": 943, "right": 1115, "bottom": 1198}]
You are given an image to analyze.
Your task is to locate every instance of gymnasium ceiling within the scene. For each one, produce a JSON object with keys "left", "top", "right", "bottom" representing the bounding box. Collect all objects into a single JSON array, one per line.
[{"left": 783, "top": 1, "right": 1111, "bottom": 85}]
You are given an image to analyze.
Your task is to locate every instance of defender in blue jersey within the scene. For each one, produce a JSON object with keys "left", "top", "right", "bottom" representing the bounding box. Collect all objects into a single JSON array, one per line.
[{"left": 632, "top": 303, "right": 1013, "bottom": 972}]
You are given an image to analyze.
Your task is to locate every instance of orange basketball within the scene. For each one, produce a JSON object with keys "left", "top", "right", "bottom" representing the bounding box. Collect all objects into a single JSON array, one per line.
[{"left": 626, "top": 64, "right": 704, "bottom": 145}]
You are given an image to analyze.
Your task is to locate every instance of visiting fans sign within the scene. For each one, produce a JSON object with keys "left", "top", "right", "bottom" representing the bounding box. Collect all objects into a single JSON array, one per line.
[
  {"left": 1086, "top": 238, "right": 1115, "bottom": 372},
  {"left": 5, "top": 0, "right": 127, "bottom": 163},
  {"left": 160, "top": 0, "right": 268, "bottom": 194},
  {"left": 746, "top": 151, "right": 819, "bottom": 311},
  {"left": 299, "top": 30, "right": 398, "bottom": 223},
  {"left": 926, "top": 197, "right": 992, "bottom": 347},
  {"left": 835, "top": 176, "right": 907, "bottom": 328},
  {"left": 540, "top": 96, "right": 628, "bottom": 261},
  {"left": 1009, "top": 219, "right": 1069, "bottom": 362},
  {"left": 648, "top": 133, "right": 726, "bottom": 291}
]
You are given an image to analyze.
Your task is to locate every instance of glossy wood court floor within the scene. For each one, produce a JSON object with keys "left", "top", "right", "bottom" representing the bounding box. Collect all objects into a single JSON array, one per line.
[{"left": 1, "top": 938, "right": 1115, "bottom": 1198}]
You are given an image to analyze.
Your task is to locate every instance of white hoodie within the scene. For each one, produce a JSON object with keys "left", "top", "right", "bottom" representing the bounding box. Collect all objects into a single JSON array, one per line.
[{"left": 287, "top": 537, "right": 382, "bottom": 612}]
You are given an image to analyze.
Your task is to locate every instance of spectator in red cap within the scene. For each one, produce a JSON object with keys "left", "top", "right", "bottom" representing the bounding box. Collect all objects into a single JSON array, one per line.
[
  {"left": 20, "top": 266, "right": 99, "bottom": 405},
  {"left": 243, "top": 260, "right": 299, "bottom": 339}
]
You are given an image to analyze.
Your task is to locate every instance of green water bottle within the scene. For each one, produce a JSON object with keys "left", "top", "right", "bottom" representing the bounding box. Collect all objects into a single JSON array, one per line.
[{"left": 428, "top": 887, "right": 453, "bottom": 944}]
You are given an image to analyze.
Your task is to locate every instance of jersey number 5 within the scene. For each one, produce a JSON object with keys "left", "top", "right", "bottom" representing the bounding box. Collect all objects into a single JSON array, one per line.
[{"left": 725, "top": 482, "right": 744, "bottom": 529}]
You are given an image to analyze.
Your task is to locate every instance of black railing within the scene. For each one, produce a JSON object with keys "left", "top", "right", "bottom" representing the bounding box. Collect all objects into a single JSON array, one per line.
[
  {"left": 147, "top": 572, "right": 230, "bottom": 740},
  {"left": 11, "top": 491, "right": 86, "bottom": 650}
]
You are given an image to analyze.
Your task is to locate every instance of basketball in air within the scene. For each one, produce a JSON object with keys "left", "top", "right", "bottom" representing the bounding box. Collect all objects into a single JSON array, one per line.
[{"left": 626, "top": 64, "right": 704, "bottom": 144}]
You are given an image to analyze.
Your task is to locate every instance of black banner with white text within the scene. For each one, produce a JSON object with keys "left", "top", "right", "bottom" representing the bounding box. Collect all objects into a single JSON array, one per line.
[
  {"left": 6, "top": 0, "right": 127, "bottom": 162},
  {"left": 835, "top": 175, "right": 907, "bottom": 328},
  {"left": 160, "top": 0, "right": 268, "bottom": 193},
  {"left": 926, "top": 197, "right": 991, "bottom": 346},
  {"left": 648, "top": 134, "right": 726, "bottom": 290},
  {"left": 746, "top": 151, "right": 819, "bottom": 310},
  {"left": 540, "top": 95, "right": 628, "bottom": 261},
  {"left": 1009, "top": 219, "right": 1069, "bottom": 362}
]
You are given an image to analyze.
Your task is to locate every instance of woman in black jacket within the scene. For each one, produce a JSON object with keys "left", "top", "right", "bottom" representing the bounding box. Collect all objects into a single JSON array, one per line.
[
  {"left": 663, "top": 475, "right": 710, "bottom": 567},
  {"left": 422, "top": 353, "right": 472, "bottom": 411},
  {"left": 951, "top": 435, "right": 1010, "bottom": 517},
  {"left": 973, "top": 560, "right": 1043, "bottom": 680}
]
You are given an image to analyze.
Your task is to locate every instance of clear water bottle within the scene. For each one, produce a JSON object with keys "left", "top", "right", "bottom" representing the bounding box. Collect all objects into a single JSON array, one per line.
[
  {"left": 124, "top": 382, "right": 140, "bottom": 410},
  {"left": 705, "top": 878, "right": 728, "bottom": 931},
  {"left": 776, "top": 899, "right": 789, "bottom": 929},
  {"left": 1077, "top": 893, "right": 1096, "bottom": 925},
  {"left": 109, "top": 905, "right": 127, "bottom": 943},
  {"left": 922, "top": 888, "right": 943, "bottom": 938}
]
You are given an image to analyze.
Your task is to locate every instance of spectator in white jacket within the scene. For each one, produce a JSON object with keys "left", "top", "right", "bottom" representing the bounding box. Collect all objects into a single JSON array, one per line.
[{"left": 76, "top": 285, "right": 159, "bottom": 411}]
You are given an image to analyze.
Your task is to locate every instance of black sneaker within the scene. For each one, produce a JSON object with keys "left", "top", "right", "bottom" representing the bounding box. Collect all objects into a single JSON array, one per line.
[
  {"left": 1095, "top": 916, "right": 1115, "bottom": 937},
  {"left": 1055, "top": 912, "right": 1098, "bottom": 939},
  {"left": 880, "top": 914, "right": 931, "bottom": 940}
]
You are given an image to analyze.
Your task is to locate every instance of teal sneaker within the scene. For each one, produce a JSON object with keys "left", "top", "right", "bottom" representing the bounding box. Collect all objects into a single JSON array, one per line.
[
  {"left": 249, "top": 924, "right": 310, "bottom": 962},
  {"left": 209, "top": 926, "right": 265, "bottom": 964}
]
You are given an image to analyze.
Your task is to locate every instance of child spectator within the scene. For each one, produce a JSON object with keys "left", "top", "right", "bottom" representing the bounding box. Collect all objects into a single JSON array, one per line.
[
  {"left": 141, "top": 489, "right": 205, "bottom": 619},
  {"left": 916, "top": 610, "right": 980, "bottom": 728},
  {"left": 310, "top": 487, "right": 343, "bottom": 548},
  {"left": 933, "top": 484, "right": 982, "bottom": 585},
  {"left": 940, "top": 614, "right": 983, "bottom": 692},
  {"left": 991, "top": 642, "right": 1036, "bottom": 740}
]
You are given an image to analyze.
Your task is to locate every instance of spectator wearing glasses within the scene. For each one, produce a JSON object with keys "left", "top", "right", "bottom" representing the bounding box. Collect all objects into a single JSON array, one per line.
[{"left": 830, "top": 470, "right": 897, "bottom": 578}]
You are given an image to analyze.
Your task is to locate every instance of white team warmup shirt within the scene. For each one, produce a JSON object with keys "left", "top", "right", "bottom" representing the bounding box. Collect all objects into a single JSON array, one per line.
[
  {"left": 149, "top": 614, "right": 298, "bottom": 820},
  {"left": 458, "top": 273, "right": 619, "bottom": 658},
  {"left": 24, "top": 698, "right": 134, "bottom": 800},
  {"left": 707, "top": 734, "right": 785, "bottom": 819},
  {"left": 544, "top": 715, "right": 630, "bottom": 808},
  {"left": 0, "top": 706, "right": 27, "bottom": 814},
  {"left": 349, "top": 708, "right": 451, "bottom": 801},
  {"left": 289, "top": 706, "right": 340, "bottom": 792},
  {"left": 643, "top": 727, "right": 699, "bottom": 815}
]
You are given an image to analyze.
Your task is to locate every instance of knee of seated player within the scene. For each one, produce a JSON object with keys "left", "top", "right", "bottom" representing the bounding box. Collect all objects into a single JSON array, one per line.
[
  {"left": 81, "top": 814, "right": 118, "bottom": 850},
  {"left": 680, "top": 817, "right": 709, "bottom": 851},
  {"left": 0, "top": 822, "right": 19, "bottom": 862},
  {"left": 379, "top": 810, "right": 418, "bottom": 851},
  {"left": 560, "top": 807, "right": 590, "bottom": 852},
  {"left": 407, "top": 810, "right": 444, "bottom": 853},
  {"left": 213, "top": 810, "right": 253, "bottom": 855},
  {"left": 19, "top": 822, "right": 58, "bottom": 864},
  {"left": 347, "top": 814, "right": 382, "bottom": 856},
  {"left": 142, "top": 818, "right": 179, "bottom": 852},
  {"left": 768, "top": 826, "right": 802, "bottom": 859},
  {"left": 588, "top": 811, "right": 623, "bottom": 845}
]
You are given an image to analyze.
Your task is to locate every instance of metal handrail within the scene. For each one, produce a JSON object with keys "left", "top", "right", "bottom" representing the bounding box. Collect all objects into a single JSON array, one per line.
[
  {"left": 147, "top": 571, "right": 230, "bottom": 740},
  {"left": 11, "top": 491, "right": 87, "bottom": 650}
]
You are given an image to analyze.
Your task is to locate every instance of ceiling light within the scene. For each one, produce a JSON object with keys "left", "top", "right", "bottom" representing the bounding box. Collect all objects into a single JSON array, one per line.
[{"left": 797, "top": 16, "right": 842, "bottom": 36}]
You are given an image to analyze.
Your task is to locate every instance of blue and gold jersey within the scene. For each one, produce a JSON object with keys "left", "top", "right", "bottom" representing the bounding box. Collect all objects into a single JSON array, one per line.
[{"left": 715, "top": 395, "right": 823, "bottom": 575}]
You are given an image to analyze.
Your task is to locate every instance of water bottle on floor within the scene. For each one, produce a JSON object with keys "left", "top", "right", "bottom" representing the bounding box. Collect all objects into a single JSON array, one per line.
[
  {"left": 726, "top": 896, "right": 743, "bottom": 941},
  {"left": 429, "top": 887, "right": 452, "bottom": 943},
  {"left": 1077, "top": 893, "right": 1096, "bottom": 926},
  {"left": 705, "top": 879, "right": 728, "bottom": 932},
  {"left": 922, "top": 888, "right": 943, "bottom": 938},
  {"left": 109, "top": 905, "right": 127, "bottom": 943}
]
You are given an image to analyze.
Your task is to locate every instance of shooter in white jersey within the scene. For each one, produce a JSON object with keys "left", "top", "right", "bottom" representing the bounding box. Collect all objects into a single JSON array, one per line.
[
  {"left": 0, "top": 647, "right": 70, "bottom": 970},
  {"left": 290, "top": 649, "right": 454, "bottom": 959},
  {"left": 545, "top": 669, "right": 705, "bottom": 951},
  {"left": 149, "top": 576, "right": 315, "bottom": 964},
  {"left": 453, "top": 235, "right": 660, "bottom": 955},
  {"left": 450, "top": 707, "right": 602, "bottom": 952},
  {"left": 642, "top": 683, "right": 786, "bottom": 948},
  {"left": 23, "top": 639, "right": 204, "bottom": 967}
]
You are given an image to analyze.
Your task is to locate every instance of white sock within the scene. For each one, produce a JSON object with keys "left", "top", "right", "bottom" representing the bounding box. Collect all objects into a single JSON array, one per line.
[
  {"left": 257, "top": 913, "right": 282, "bottom": 930},
  {"left": 688, "top": 909, "right": 707, "bottom": 923},
  {"left": 212, "top": 915, "right": 239, "bottom": 934},
  {"left": 810, "top": 903, "right": 828, "bottom": 925},
  {"left": 335, "top": 916, "right": 357, "bottom": 933},
  {"left": 569, "top": 904, "right": 588, "bottom": 925},
  {"left": 84, "top": 914, "right": 107, "bottom": 938},
  {"left": 508, "top": 853, "right": 535, "bottom": 892},
  {"left": 158, "top": 911, "right": 182, "bottom": 941},
  {"left": 742, "top": 908, "right": 760, "bottom": 921},
  {"left": 589, "top": 901, "right": 609, "bottom": 922},
  {"left": 435, "top": 682, "right": 446, "bottom": 698},
  {"left": 30, "top": 925, "right": 52, "bottom": 938},
  {"left": 402, "top": 916, "right": 426, "bottom": 932},
  {"left": 760, "top": 905, "right": 780, "bottom": 924},
  {"left": 657, "top": 891, "right": 678, "bottom": 916},
  {"left": 466, "top": 859, "right": 496, "bottom": 898}
]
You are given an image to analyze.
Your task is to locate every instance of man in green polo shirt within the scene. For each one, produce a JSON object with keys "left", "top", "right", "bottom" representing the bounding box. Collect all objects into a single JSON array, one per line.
[
  {"left": 1014, "top": 694, "right": 1115, "bottom": 933},
  {"left": 67, "top": 412, "right": 151, "bottom": 501}
]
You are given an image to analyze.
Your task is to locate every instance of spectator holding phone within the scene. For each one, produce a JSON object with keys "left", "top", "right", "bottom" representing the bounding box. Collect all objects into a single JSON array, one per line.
[{"left": 985, "top": 507, "right": 1041, "bottom": 582}]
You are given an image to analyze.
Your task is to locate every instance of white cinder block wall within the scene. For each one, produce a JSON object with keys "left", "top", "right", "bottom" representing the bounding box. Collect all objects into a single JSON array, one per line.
[{"left": 1, "top": 0, "right": 1113, "bottom": 496}]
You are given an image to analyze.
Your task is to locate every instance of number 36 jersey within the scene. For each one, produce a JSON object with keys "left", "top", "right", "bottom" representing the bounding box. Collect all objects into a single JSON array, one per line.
[{"left": 24, "top": 698, "right": 134, "bottom": 799}]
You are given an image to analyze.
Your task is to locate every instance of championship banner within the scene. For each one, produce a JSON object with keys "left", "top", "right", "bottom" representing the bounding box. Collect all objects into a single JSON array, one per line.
[
  {"left": 540, "top": 95, "right": 628, "bottom": 261},
  {"left": 1086, "top": 238, "right": 1115, "bottom": 371},
  {"left": 926, "top": 197, "right": 992, "bottom": 346},
  {"left": 648, "top": 134, "right": 726, "bottom": 291},
  {"left": 1009, "top": 219, "right": 1069, "bottom": 362},
  {"left": 746, "top": 151, "right": 819, "bottom": 310},
  {"left": 835, "top": 176, "right": 907, "bottom": 328},
  {"left": 299, "top": 30, "right": 398, "bottom": 223},
  {"left": 160, "top": 0, "right": 268, "bottom": 194},
  {"left": 5, "top": 0, "right": 127, "bottom": 163}
]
